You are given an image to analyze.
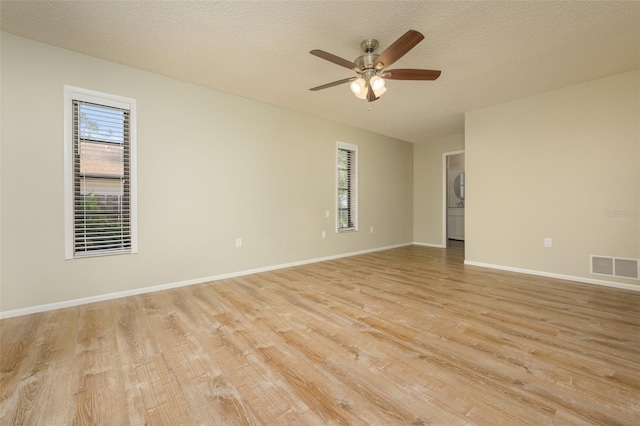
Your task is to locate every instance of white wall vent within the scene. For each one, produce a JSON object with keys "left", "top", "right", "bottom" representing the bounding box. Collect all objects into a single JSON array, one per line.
[{"left": 590, "top": 255, "right": 639, "bottom": 280}]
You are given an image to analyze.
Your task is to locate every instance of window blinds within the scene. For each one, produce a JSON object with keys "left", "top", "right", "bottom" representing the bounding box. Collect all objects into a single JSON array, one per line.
[
  {"left": 338, "top": 147, "right": 356, "bottom": 231},
  {"left": 72, "top": 100, "right": 131, "bottom": 256}
]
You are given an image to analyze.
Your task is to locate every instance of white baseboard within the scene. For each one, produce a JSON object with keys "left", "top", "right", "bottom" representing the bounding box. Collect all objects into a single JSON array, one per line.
[
  {"left": 464, "top": 260, "right": 640, "bottom": 292},
  {"left": 413, "top": 241, "right": 447, "bottom": 248},
  {"left": 0, "top": 242, "right": 412, "bottom": 319}
]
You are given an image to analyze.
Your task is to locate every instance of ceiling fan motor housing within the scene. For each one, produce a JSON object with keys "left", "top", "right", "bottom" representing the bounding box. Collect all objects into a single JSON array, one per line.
[{"left": 356, "top": 39, "right": 380, "bottom": 70}]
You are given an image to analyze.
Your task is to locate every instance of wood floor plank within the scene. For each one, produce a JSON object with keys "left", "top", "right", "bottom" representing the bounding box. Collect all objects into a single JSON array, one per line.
[
  {"left": 114, "top": 295, "right": 161, "bottom": 366},
  {"left": 1, "top": 243, "right": 639, "bottom": 425},
  {"left": 73, "top": 302, "right": 128, "bottom": 425}
]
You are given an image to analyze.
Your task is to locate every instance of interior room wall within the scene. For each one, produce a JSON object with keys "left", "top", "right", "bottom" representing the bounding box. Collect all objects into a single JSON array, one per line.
[
  {"left": 413, "top": 133, "right": 465, "bottom": 247},
  {"left": 0, "top": 33, "right": 414, "bottom": 314},
  {"left": 465, "top": 69, "right": 640, "bottom": 288}
]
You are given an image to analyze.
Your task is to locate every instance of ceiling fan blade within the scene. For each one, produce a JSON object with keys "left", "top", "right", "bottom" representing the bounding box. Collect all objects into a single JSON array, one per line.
[
  {"left": 367, "top": 86, "right": 378, "bottom": 102},
  {"left": 375, "top": 30, "right": 424, "bottom": 70},
  {"left": 309, "top": 77, "right": 355, "bottom": 91},
  {"left": 384, "top": 69, "right": 441, "bottom": 80},
  {"left": 310, "top": 50, "right": 362, "bottom": 72}
]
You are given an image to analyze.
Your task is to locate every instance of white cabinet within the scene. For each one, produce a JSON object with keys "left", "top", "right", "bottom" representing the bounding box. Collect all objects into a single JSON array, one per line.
[{"left": 448, "top": 208, "right": 465, "bottom": 241}]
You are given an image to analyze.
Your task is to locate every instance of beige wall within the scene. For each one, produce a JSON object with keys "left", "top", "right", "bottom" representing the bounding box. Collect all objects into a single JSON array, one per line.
[
  {"left": 413, "top": 134, "right": 465, "bottom": 246},
  {"left": 465, "top": 70, "right": 640, "bottom": 287},
  {"left": 0, "top": 33, "right": 414, "bottom": 313}
]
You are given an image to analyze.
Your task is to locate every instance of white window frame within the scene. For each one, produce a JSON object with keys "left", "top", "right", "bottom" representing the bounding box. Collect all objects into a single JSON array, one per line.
[
  {"left": 64, "top": 85, "right": 138, "bottom": 259},
  {"left": 336, "top": 141, "right": 358, "bottom": 233}
]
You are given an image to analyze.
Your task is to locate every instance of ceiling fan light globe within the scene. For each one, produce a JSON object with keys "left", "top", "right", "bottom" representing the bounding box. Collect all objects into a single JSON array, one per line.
[
  {"left": 354, "top": 88, "right": 368, "bottom": 100},
  {"left": 370, "top": 76, "right": 385, "bottom": 91},
  {"left": 372, "top": 85, "right": 387, "bottom": 98},
  {"left": 350, "top": 78, "right": 366, "bottom": 95}
]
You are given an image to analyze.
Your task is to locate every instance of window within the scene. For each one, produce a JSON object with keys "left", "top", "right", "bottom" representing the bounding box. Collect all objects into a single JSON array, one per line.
[
  {"left": 64, "top": 86, "right": 137, "bottom": 258},
  {"left": 337, "top": 142, "right": 358, "bottom": 232}
]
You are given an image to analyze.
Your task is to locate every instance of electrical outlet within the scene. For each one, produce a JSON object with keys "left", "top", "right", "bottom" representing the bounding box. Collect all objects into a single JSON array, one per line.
[
  {"left": 544, "top": 238, "right": 552, "bottom": 248},
  {"left": 322, "top": 231, "right": 326, "bottom": 239},
  {"left": 236, "top": 238, "right": 242, "bottom": 248},
  {"left": 370, "top": 226, "right": 374, "bottom": 234},
  {"left": 325, "top": 210, "right": 330, "bottom": 218}
]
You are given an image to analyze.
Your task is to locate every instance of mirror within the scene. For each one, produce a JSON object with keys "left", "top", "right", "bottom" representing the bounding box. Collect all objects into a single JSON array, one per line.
[{"left": 454, "top": 172, "right": 465, "bottom": 201}]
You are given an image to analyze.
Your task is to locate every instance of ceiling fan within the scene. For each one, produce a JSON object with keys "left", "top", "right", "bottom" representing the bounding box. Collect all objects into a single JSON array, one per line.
[{"left": 309, "top": 30, "right": 441, "bottom": 102}]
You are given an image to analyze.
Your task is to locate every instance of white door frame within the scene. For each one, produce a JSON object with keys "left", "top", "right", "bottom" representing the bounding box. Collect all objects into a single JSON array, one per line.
[{"left": 442, "top": 150, "right": 465, "bottom": 247}]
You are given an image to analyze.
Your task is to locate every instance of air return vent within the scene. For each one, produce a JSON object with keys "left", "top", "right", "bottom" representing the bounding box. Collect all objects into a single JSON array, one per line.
[{"left": 590, "top": 255, "right": 639, "bottom": 279}]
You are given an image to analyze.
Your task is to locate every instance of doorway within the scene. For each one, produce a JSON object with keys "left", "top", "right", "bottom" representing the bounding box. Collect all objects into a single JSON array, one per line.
[{"left": 443, "top": 151, "right": 465, "bottom": 246}]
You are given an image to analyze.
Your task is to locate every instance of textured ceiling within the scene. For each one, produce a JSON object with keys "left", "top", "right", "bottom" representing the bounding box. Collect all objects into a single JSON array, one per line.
[{"left": 2, "top": 1, "right": 639, "bottom": 144}]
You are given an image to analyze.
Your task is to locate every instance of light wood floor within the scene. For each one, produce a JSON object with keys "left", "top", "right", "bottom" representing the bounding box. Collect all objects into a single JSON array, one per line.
[{"left": 1, "top": 243, "right": 639, "bottom": 425}]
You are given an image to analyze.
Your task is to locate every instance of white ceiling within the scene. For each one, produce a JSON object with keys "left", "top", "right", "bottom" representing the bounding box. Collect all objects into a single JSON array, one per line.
[{"left": 2, "top": 1, "right": 639, "bottom": 144}]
